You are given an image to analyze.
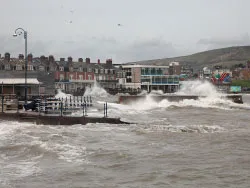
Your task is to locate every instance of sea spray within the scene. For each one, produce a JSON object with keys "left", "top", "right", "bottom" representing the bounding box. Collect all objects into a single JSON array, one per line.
[
  {"left": 177, "top": 80, "right": 221, "bottom": 97},
  {"left": 55, "top": 89, "right": 73, "bottom": 99},
  {"left": 84, "top": 81, "right": 109, "bottom": 98}
]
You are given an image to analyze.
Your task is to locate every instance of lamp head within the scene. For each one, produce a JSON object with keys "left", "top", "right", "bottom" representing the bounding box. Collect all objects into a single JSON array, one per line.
[{"left": 13, "top": 33, "right": 18, "bottom": 37}]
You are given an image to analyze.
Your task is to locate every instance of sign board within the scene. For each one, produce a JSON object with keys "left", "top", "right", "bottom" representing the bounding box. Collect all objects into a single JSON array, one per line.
[{"left": 230, "top": 86, "right": 241, "bottom": 93}]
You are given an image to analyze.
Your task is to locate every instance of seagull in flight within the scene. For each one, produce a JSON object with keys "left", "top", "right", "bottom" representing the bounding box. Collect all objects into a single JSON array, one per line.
[{"left": 117, "top": 24, "right": 122, "bottom": 27}]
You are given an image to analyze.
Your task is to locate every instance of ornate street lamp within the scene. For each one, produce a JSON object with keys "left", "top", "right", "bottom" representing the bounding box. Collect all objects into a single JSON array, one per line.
[{"left": 13, "top": 28, "right": 28, "bottom": 104}]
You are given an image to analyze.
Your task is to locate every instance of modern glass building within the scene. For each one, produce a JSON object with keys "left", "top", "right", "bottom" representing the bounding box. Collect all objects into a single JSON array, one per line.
[{"left": 120, "top": 65, "right": 180, "bottom": 93}]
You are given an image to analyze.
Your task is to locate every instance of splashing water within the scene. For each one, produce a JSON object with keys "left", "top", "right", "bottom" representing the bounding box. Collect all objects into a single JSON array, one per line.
[
  {"left": 84, "top": 81, "right": 109, "bottom": 98},
  {"left": 55, "top": 89, "right": 73, "bottom": 99},
  {"left": 177, "top": 80, "right": 221, "bottom": 97}
]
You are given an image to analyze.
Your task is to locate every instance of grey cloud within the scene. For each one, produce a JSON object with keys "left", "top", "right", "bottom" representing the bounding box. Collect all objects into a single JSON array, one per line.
[
  {"left": 0, "top": 34, "right": 178, "bottom": 63},
  {"left": 197, "top": 33, "right": 250, "bottom": 46}
]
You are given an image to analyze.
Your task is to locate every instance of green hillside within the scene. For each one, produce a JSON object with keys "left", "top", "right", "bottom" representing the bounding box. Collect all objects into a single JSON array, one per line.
[{"left": 133, "top": 46, "right": 250, "bottom": 70}]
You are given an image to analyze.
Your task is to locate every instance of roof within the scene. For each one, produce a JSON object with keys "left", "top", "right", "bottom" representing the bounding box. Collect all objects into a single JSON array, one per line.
[
  {"left": 121, "top": 64, "right": 169, "bottom": 68},
  {"left": 0, "top": 78, "right": 41, "bottom": 85}
]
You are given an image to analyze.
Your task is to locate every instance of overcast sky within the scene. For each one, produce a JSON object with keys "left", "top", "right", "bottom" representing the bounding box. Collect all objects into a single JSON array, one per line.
[{"left": 0, "top": 0, "right": 249, "bottom": 63}]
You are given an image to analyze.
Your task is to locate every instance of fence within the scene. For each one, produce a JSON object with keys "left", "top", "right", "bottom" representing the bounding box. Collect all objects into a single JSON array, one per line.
[{"left": 0, "top": 95, "right": 109, "bottom": 118}]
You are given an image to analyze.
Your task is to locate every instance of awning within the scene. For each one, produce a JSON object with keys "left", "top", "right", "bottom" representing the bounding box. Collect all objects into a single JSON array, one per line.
[{"left": 0, "top": 78, "right": 41, "bottom": 85}]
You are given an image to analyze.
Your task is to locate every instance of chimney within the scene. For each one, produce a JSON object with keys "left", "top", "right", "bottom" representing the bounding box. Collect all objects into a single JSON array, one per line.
[
  {"left": 78, "top": 58, "right": 83, "bottom": 62},
  {"left": 4, "top": 52, "right": 10, "bottom": 62},
  {"left": 98, "top": 59, "right": 100, "bottom": 64},
  {"left": 18, "top": 54, "right": 24, "bottom": 60},
  {"left": 106, "top": 59, "right": 112, "bottom": 67},
  {"left": 0, "top": 54, "right": 1, "bottom": 58},
  {"left": 68, "top": 56, "right": 73, "bottom": 63},
  {"left": 28, "top": 53, "right": 33, "bottom": 62},
  {"left": 49, "top": 55, "right": 54, "bottom": 62},
  {"left": 40, "top": 55, "right": 46, "bottom": 62},
  {"left": 86, "top": 58, "right": 90, "bottom": 64},
  {"left": 60, "top": 57, "right": 65, "bottom": 62}
]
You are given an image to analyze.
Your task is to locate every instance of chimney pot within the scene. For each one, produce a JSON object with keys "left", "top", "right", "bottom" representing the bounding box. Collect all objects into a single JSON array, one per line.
[
  {"left": 28, "top": 53, "right": 33, "bottom": 62},
  {"left": 19, "top": 54, "right": 24, "bottom": 60},
  {"left": 4, "top": 52, "right": 10, "bottom": 62},
  {"left": 86, "top": 58, "right": 90, "bottom": 64},
  {"left": 40, "top": 55, "right": 46, "bottom": 61},
  {"left": 98, "top": 59, "right": 100, "bottom": 64},
  {"left": 60, "top": 58, "right": 65, "bottom": 62},
  {"left": 78, "top": 58, "right": 83, "bottom": 62},
  {"left": 49, "top": 55, "right": 54, "bottom": 62}
]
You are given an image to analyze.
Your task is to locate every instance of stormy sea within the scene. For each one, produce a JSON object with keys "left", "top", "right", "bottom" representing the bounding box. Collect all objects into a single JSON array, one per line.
[{"left": 1, "top": 80, "right": 250, "bottom": 188}]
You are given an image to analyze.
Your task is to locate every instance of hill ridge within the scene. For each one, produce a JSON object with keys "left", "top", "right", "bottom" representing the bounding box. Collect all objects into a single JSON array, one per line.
[{"left": 132, "top": 46, "right": 250, "bottom": 70}]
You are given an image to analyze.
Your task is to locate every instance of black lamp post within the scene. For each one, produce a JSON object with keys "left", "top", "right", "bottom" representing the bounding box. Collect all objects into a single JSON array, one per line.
[{"left": 13, "top": 28, "right": 28, "bottom": 104}]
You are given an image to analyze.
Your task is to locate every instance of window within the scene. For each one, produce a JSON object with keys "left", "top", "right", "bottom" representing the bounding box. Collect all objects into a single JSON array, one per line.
[
  {"left": 5, "top": 64, "right": 11, "bottom": 70},
  {"left": 105, "top": 69, "right": 108, "bottom": 74},
  {"left": 28, "top": 65, "right": 33, "bottom": 71},
  {"left": 39, "top": 65, "right": 45, "bottom": 71},
  {"left": 88, "top": 68, "right": 92, "bottom": 72},
  {"left": 69, "top": 74, "right": 73, "bottom": 80},
  {"left": 100, "top": 69, "right": 104, "bottom": 74},
  {"left": 79, "top": 67, "right": 82, "bottom": 72},
  {"left": 79, "top": 75, "right": 83, "bottom": 80},
  {"left": 95, "top": 69, "right": 98, "bottom": 73},
  {"left": 59, "top": 66, "right": 64, "bottom": 71},
  {"left": 60, "top": 74, "right": 64, "bottom": 80},
  {"left": 88, "top": 75, "right": 92, "bottom": 80},
  {"left": 16, "top": 65, "right": 22, "bottom": 71}
]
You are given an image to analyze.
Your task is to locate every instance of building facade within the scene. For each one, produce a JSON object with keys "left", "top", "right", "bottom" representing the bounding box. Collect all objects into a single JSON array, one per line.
[{"left": 119, "top": 64, "right": 180, "bottom": 93}]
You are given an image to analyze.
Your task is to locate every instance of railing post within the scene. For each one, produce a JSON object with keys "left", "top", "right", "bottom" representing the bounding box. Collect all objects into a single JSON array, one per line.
[
  {"left": 84, "top": 103, "right": 87, "bottom": 116},
  {"left": 17, "top": 97, "right": 19, "bottom": 113},
  {"left": 60, "top": 101, "right": 63, "bottom": 117},
  {"left": 105, "top": 102, "right": 108, "bottom": 117},
  {"left": 104, "top": 103, "right": 105, "bottom": 117},
  {"left": 90, "top": 96, "right": 92, "bottom": 106},
  {"left": 86, "top": 96, "right": 89, "bottom": 107}
]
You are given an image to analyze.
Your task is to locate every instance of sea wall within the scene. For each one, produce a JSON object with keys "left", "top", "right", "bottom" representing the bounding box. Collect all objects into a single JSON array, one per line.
[{"left": 118, "top": 94, "right": 243, "bottom": 104}]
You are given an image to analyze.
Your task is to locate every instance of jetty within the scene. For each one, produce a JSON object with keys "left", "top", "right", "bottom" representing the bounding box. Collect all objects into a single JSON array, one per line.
[
  {"left": 0, "top": 95, "right": 129, "bottom": 125},
  {"left": 118, "top": 94, "right": 243, "bottom": 104}
]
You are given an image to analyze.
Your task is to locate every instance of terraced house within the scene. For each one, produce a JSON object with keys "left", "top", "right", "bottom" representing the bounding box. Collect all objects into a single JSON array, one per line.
[{"left": 0, "top": 52, "right": 118, "bottom": 97}]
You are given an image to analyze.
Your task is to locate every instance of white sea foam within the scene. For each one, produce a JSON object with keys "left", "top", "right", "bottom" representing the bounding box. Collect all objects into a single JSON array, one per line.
[{"left": 39, "top": 141, "right": 88, "bottom": 164}]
